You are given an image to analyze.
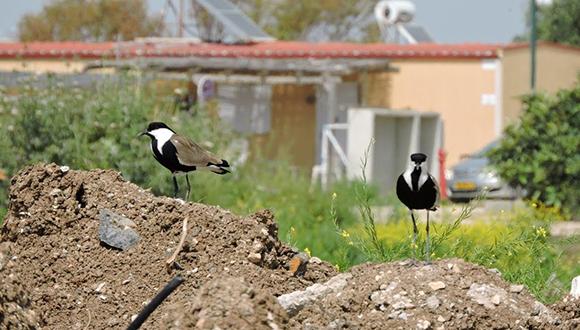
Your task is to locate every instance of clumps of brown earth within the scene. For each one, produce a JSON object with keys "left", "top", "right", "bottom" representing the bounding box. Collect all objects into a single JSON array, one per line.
[
  {"left": 0, "top": 163, "right": 578, "bottom": 329},
  {"left": 165, "top": 277, "right": 289, "bottom": 329},
  {"left": 0, "top": 243, "right": 41, "bottom": 329},
  {"left": 0, "top": 164, "right": 334, "bottom": 329}
]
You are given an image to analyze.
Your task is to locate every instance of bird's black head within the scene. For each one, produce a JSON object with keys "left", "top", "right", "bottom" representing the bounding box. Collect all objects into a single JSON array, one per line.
[
  {"left": 139, "top": 122, "right": 173, "bottom": 137},
  {"left": 146, "top": 122, "right": 171, "bottom": 132},
  {"left": 410, "top": 153, "right": 427, "bottom": 165}
]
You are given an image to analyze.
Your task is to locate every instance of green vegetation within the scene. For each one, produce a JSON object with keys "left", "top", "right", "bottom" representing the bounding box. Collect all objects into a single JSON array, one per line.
[
  {"left": 0, "top": 78, "right": 577, "bottom": 304},
  {"left": 488, "top": 81, "right": 580, "bottom": 215},
  {"left": 537, "top": 0, "right": 580, "bottom": 46}
]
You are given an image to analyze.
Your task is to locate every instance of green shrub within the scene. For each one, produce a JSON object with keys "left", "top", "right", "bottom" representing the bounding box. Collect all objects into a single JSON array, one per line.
[{"left": 488, "top": 82, "right": 580, "bottom": 215}]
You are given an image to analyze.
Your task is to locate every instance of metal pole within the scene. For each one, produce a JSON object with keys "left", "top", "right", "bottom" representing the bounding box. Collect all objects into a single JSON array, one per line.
[
  {"left": 530, "top": 0, "right": 537, "bottom": 92},
  {"left": 178, "top": 0, "right": 185, "bottom": 38}
]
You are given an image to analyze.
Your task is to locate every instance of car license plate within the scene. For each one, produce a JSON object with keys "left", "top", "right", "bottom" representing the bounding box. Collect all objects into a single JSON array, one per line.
[{"left": 454, "top": 181, "right": 477, "bottom": 191}]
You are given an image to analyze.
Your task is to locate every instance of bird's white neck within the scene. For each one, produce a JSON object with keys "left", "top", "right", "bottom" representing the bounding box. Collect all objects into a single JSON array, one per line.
[
  {"left": 403, "top": 163, "right": 429, "bottom": 191},
  {"left": 150, "top": 128, "right": 174, "bottom": 154}
]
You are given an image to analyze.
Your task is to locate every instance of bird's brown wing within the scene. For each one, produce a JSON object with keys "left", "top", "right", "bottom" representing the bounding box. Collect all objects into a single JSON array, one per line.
[{"left": 171, "top": 134, "right": 222, "bottom": 167}]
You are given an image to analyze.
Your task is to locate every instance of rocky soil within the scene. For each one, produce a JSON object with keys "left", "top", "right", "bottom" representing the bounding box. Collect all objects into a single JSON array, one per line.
[{"left": 0, "top": 164, "right": 578, "bottom": 329}]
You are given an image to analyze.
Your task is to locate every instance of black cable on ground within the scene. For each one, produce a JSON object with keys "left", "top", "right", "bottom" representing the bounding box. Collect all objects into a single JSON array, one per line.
[{"left": 126, "top": 276, "right": 185, "bottom": 330}]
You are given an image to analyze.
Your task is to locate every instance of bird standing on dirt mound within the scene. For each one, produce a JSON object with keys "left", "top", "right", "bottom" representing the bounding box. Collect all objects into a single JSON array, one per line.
[
  {"left": 140, "top": 122, "right": 230, "bottom": 199},
  {"left": 396, "top": 153, "right": 439, "bottom": 263}
]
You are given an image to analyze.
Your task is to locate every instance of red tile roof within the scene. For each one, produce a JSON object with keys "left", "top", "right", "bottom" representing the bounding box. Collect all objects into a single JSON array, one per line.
[{"left": 0, "top": 41, "right": 503, "bottom": 60}]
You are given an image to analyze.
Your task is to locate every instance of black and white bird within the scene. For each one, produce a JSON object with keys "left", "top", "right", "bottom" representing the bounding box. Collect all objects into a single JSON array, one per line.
[
  {"left": 396, "top": 153, "right": 439, "bottom": 262},
  {"left": 140, "top": 122, "right": 230, "bottom": 199}
]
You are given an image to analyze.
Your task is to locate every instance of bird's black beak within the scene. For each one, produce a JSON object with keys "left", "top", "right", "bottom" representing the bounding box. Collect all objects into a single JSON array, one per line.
[{"left": 138, "top": 131, "right": 147, "bottom": 138}]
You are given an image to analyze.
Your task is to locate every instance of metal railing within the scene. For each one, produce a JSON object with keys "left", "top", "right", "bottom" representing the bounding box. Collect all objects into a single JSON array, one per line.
[{"left": 311, "top": 123, "right": 349, "bottom": 188}]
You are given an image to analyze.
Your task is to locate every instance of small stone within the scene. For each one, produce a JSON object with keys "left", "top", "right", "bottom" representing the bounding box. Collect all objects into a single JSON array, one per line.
[
  {"left": 288, "top": 253, "right": 309, "bottom": 275},
  {"left": 398, "top": 312, "right": 408, "bottom": 321},
  {"left": 95, "top": 282, "right": 106, "bottom": 293},
  {"left": 488, "top": 268, "right": 502, "bottom": 276},
  {"left": 429, "top": 281, "right": 446, "bottom": 291},
  {"left": 310, "top": 257, "right": 322, "bottom": 264},
  {"left": 571, "top": 276, "right": 580, "bottom": 299},
  {"left": 252, "top": 240, "right": 264, "bottom": 253},
  {"left": 98, "top": 294, "right": 107, "bottom": 301},
  {"left": 426, "top": 295, "right": 441, "bottom": 309},
  {"left": 130, "top": 314, "right": 138, "bottom": 322},
  {"left": 509, "top": 284, "right": 524, "bottom": 293},
  {"left": 247, "top": 252, "right": 262, "bottom": 264},
  {"left": 491, "top": 294, "right": 501, "bottom": 305},
  {"left": 437, "top": 315, "right": 446, "bottom": 323},
  {"left": 122, "top": 279, "right": 131, "bottom": 285},
  {"left": 59, "top": 165, "right": 70, "bottom": 173},
  {"left": 49, "top": 188, "right": 62, "bottom": 196},
  {"left": 417, "top": 319, "right": 431, "bottom": 329}
]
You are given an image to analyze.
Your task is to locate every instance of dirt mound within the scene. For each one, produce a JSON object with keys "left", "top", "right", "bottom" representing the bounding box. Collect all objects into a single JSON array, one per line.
[
  {"left": 165, "top": 277, "right": 288, "bottom": 329},
  {"left": 0, "top": 164, "right": 577, "bottom": 329},
  {"left": 288, "top": 260, "right": 561, "bottom": 329},
  {"left": 0, "top": 164, "right": 335, "bottom": 329}
]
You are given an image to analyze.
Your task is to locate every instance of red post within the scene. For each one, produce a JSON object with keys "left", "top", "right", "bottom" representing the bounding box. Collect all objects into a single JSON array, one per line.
[{"left": 438, "top": 149, "right": 448, "bottom": 200}]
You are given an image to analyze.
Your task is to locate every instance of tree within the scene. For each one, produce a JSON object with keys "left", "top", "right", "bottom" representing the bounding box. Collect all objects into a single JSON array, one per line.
[
  {"left": 18, "top": 0, "right": 164, "bottom": 42},
  {"left": 488, "top": 81, "right": 580, "bottom": 215},
  {"left": 514, "top": 0, "right": 580, "bottom": 46},
  {"left": 537, "top": 0, "right": 580, "bottom": 46}
]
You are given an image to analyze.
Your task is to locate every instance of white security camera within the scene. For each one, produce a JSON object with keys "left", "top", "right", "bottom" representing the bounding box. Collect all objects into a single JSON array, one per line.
[{"left": 374, "top": 0, "right": 416, "bottom": 25}]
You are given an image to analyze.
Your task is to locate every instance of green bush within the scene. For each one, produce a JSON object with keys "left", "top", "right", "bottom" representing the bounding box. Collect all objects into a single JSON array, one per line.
[{"left": 488, "top": 82, "right": 580, "bottom": 215}]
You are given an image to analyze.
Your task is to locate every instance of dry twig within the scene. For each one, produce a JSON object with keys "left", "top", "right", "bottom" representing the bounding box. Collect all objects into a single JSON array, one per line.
[{"left": 166, "top": 217, "right": 188, "bottom": 270}]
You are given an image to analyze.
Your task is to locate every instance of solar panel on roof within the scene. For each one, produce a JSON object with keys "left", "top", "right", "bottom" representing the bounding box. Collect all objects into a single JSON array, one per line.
[
  {"left": 402, "top": 25, "right": 433, "bottom": 43},
  {"left": 196, "top": 0, "right": 275, "bottom": 42}
]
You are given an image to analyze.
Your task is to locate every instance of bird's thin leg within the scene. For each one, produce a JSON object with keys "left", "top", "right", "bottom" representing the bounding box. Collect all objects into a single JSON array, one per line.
[
  {"left": 426, "top": 210, "right": 431, "bottom": 264},
  {"left": 172, "top": 174, "right": 179, "bottom": 198},
  {"left": 185, "top": 173, "right": 191, "bottom": 201},
  {"left": 411, "top": 210, "right": 418, "bottom": 260}
]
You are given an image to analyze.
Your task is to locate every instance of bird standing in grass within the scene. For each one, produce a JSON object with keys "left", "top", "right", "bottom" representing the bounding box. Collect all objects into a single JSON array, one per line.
[
  {"left": 140, "top": 122, "right": 230, "bottom": 199},
  {"left": 396, "top": 153, "right": 439, "bottom": 263}
]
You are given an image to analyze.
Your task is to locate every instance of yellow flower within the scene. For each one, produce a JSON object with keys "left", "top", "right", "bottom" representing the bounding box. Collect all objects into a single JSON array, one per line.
[
  {"left": 348, "top": 241, "right": 354, "bottom": 246},
  {"left": 304, "top": 247, "right": 311, "bottom": 257},
  {"left": 332, "top": 192, "right": 337, "bottom": 200},
  {"left": 341, "top": 230, "right": 350, "bottom": 238},
  {"left": 536, "top": 227, "right": 547, "bottom": 238},
  {"left": 334, "top": 264, "right": 340, "bottom": 271}
]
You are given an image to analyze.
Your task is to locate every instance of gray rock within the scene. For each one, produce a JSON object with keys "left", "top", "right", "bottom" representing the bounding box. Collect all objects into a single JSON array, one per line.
[
  {"left": 277, "top": 273, "right": 352, "bottom": 316},
  {"left": 426, "top": 295, "right": 441, "bottom": 309},
  {"left": 98, "top": 209, "right": 140, "bottom": 251},
  {"left": 417, "top": 319, "right": 431, "bottom": 329},
  {"left": 247, "top": 252, "right": 262, "bottom": 264},
  {"left": 509, "top": 284, "right": 524, "bottom": 293},
  {"left": 467, "top": 283, "right": 507, "bottom": 309},
  {"left": 428, "top": 281, "right": 446, "bottom": 291}
]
